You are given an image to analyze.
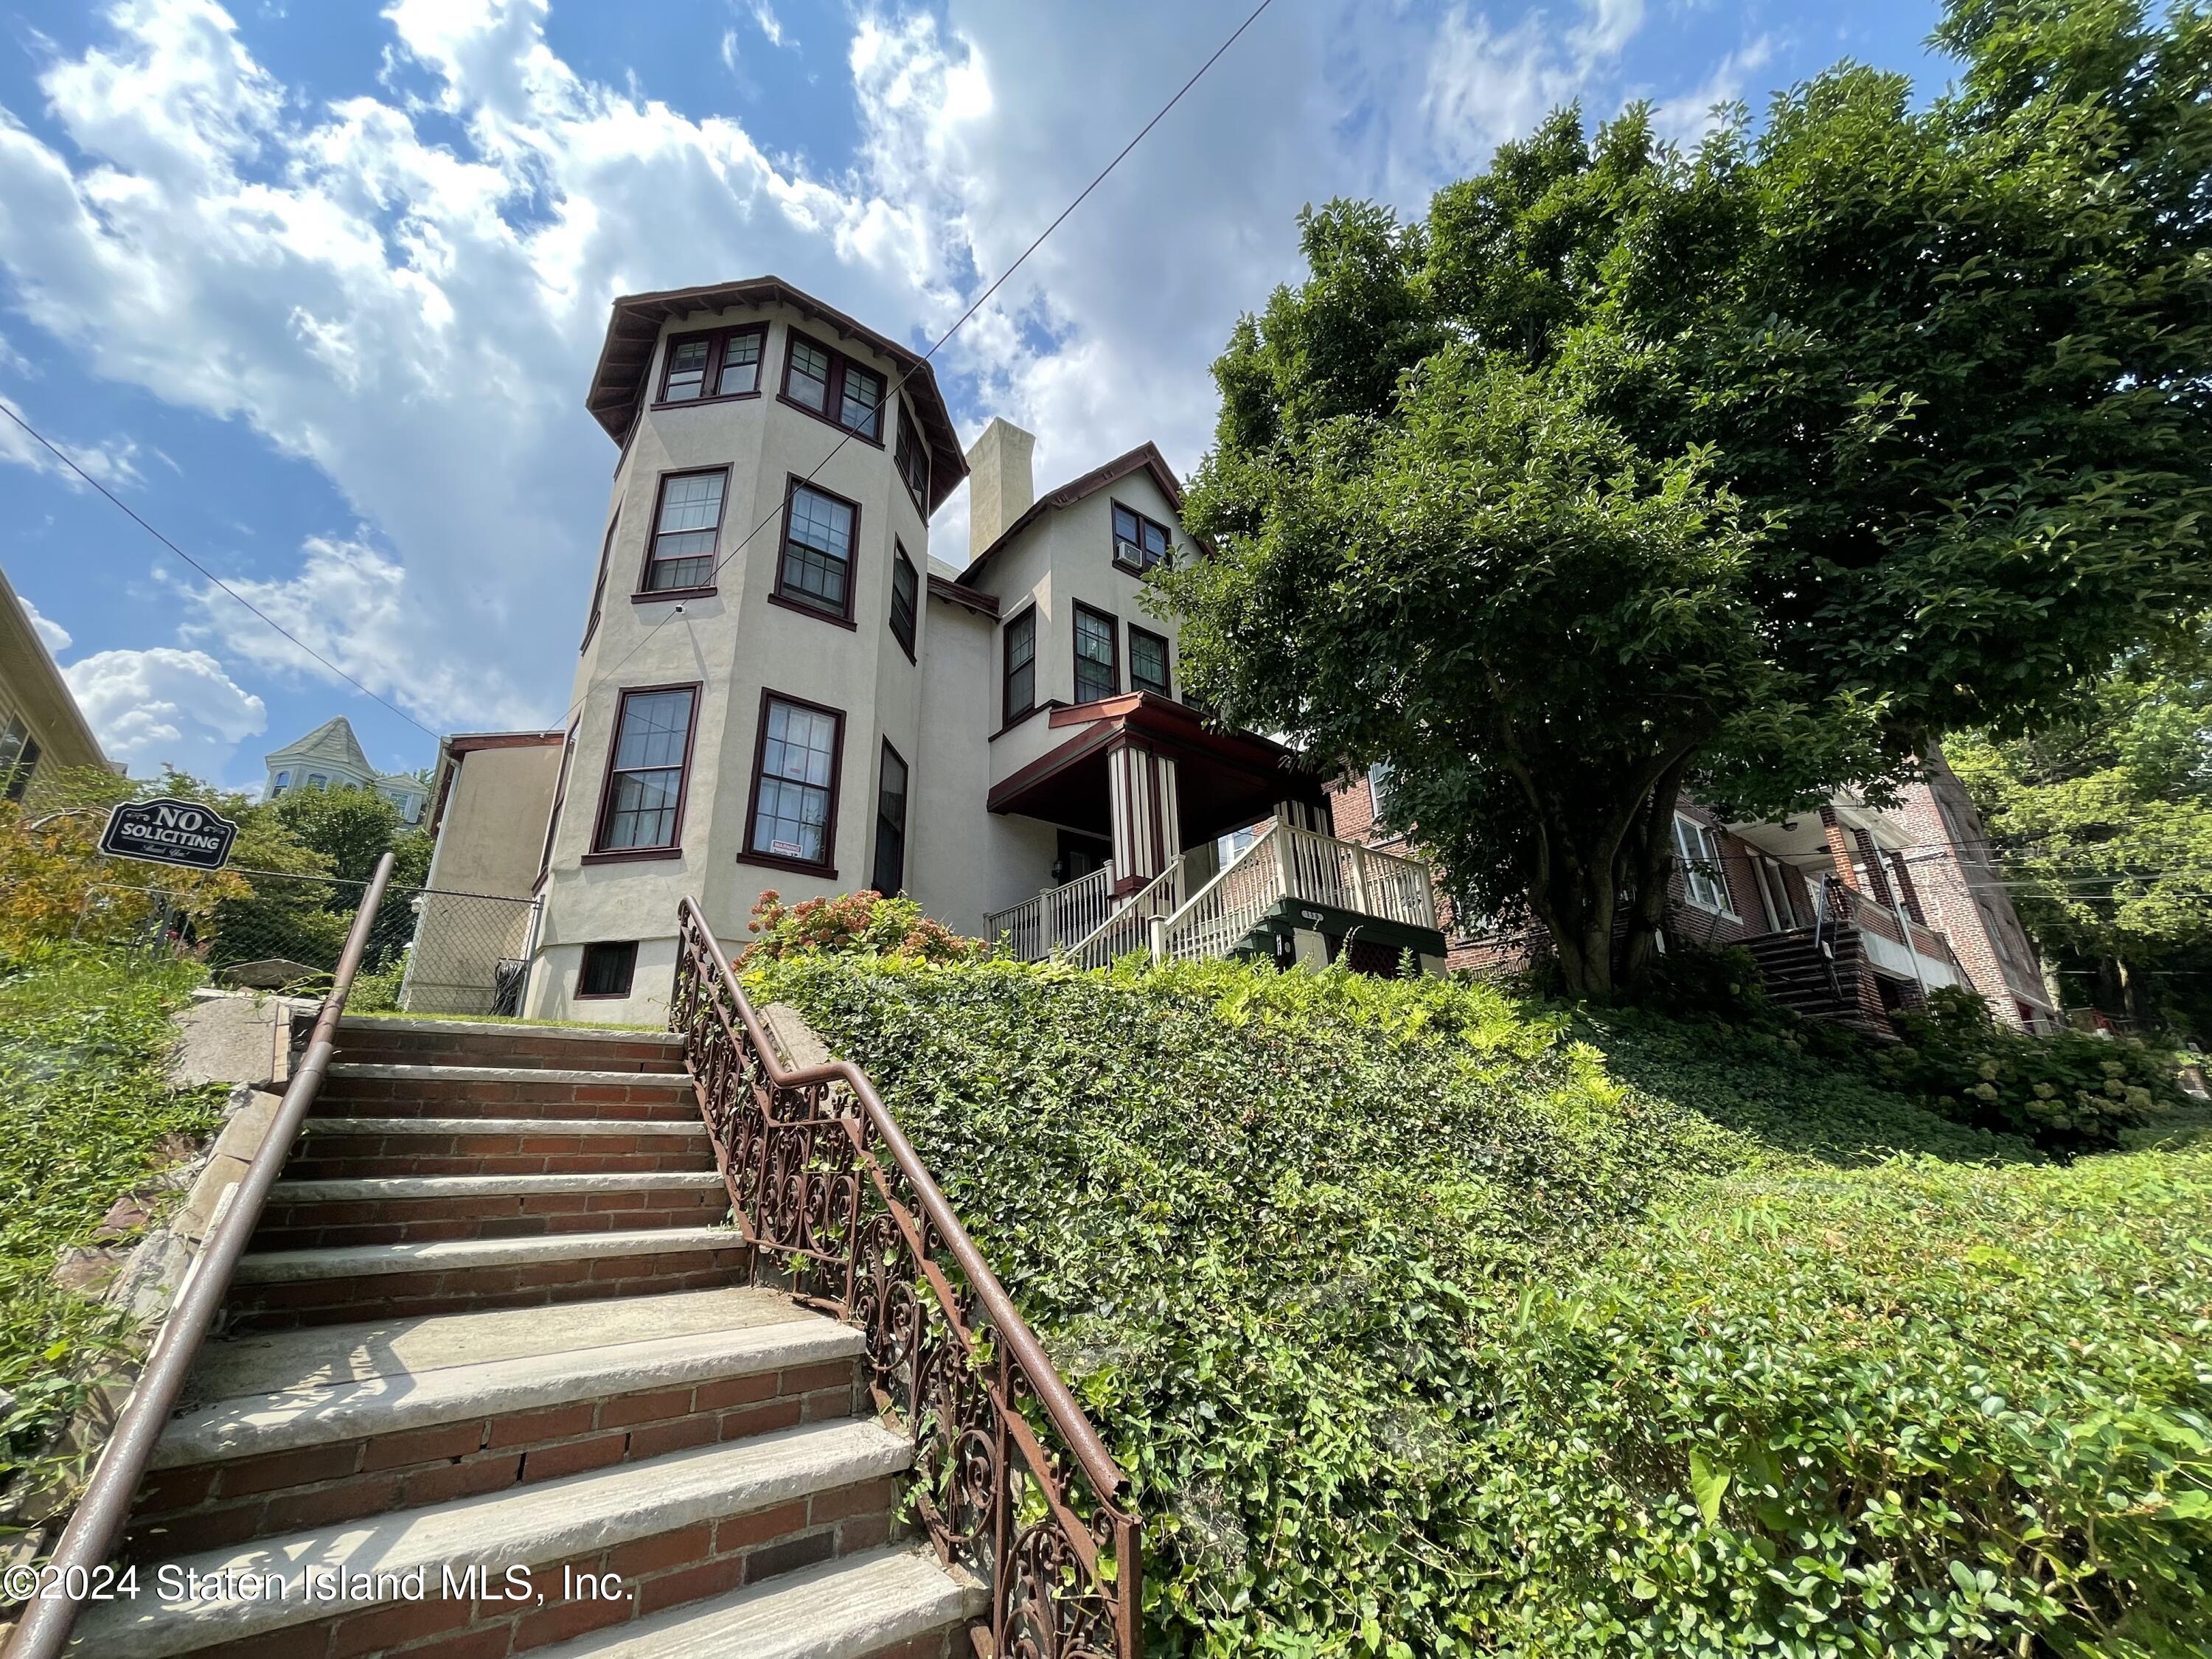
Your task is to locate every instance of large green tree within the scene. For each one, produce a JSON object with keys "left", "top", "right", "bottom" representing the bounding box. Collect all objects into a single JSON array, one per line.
[
  {"left": 1164, "top": 0, "right": 2212, "bottom": 997},
  {"left": 1948, "top": 622, "right": 2212, "bottom": 1039}
]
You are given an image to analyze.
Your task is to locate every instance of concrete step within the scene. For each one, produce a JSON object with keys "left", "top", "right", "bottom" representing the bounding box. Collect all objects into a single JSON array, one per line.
[
  {"left": 223, "top": 1228, "right": 752, "bottom": 1332},
  {"left": 283, "top": 1116, "right": 714, "bottom": 1180},
  {"left": 526, "top": 1545, "right": 980, "bottom": 1659},
  {"left": 77, "top": 1422, "right": 915, "bottom": 1659},
  {"left": 252, "top": 1172, "right": 729, "bottom": 1249},
  {"left": 132, "top": 1290, "right": 864, "bottom": 1557},
  {"left": 333, "top": 1016, "right": 684, "bottom": 1075},
  {"left": 318, "top": 1064, "right": 697, "bottom": 1123}
]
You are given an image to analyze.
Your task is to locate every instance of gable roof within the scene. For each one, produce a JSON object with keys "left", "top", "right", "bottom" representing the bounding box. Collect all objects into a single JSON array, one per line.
[
  {"left": 953, "top": 441, "right": 1187, "bottom": 586},
  {"left": 584, "top": 277, "right": 969, "bottom": 514},
  {"left": 267, "top": 717, "right": 374, "bottom": 777}
]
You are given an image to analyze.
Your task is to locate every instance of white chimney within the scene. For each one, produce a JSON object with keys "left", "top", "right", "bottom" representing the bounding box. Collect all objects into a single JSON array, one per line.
[{"left": 964, "top": 417, "right": 1035, "bottom": 564}]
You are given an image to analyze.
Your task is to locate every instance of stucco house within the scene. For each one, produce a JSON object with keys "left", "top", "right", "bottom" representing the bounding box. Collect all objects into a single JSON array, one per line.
[
  {"left": 428, "top": 276, "right": 1444, "bottom": 1022},
  {"left": 1329, "top": 754, "right": 2059, "bottom": 1037},
  {"left": 0, "top": 561, "right": 106, "bottom": 801},
  {"left": 263, "top": 717, "right": 428, "bottom": 824}
]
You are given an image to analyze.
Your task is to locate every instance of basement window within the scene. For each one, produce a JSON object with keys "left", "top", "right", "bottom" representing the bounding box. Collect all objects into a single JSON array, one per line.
[{"left": 578, "top": 940, "right": 638, "bottom": 998}]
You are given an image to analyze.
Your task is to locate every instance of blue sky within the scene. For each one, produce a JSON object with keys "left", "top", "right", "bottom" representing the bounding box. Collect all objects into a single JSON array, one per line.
[{"left": 0, "top": 0, "right": 1950, "bottom": 789}]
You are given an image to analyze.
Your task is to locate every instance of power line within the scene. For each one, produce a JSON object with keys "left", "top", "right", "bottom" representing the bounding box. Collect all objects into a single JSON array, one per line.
[
  {"left": 566, "top": 0, "right": 1282, "bottom": 720},
  {"left": 0, "top": 400, "right": 442, "bottom": 742}
]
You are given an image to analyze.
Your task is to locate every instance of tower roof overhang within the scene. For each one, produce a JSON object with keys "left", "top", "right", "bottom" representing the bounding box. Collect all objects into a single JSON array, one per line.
[{"left": 585, "top": 277, "right": 969, "bottom": 515}]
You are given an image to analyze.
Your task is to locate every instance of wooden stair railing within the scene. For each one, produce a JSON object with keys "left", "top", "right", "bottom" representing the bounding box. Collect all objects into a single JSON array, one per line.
[{"left": 672, "top": 897, "right": 1141, "bottom": 1658}]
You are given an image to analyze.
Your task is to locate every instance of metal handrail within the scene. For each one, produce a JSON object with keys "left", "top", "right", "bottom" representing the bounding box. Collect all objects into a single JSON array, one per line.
[
  {"left": 5, "top": 852, "right": 397, "bottom": 1659},
  {"left": 672, "top": 898, "right": 1140, "bottom": 1656}
]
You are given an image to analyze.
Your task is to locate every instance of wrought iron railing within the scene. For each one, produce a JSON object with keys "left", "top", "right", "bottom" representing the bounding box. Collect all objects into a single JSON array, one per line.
[
  {"left": 672, "top": 898, "right": 1141, "bottom": 1658},
  {"left": 3, "top": 854, "right": 397, "bottom": 1659}
]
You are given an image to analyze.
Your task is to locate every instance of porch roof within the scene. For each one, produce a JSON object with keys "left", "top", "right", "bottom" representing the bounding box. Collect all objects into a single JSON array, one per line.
[{"left": 986, "top": 692, "right": 1325, "bottom": 844}]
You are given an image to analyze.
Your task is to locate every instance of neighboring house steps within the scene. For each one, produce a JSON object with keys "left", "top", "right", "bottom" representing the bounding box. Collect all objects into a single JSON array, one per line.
[{"left": 80, "top": 1015, "right": 979, "bottom": 1659}]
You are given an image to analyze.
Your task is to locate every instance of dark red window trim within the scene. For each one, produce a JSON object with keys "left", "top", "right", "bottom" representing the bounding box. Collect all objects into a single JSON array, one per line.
[
  {"left": 772, "top": 473, "right": 863, "bottom": 626},
  {"left": 776, "top": 328, "right": 887, "bottom": 447},
  {"left": 872, "top": 737, "right": 909, "bottom": 897},
  {"left": 1003, "top": 602, "right": 1037, "bottom": 723},
  {"left": 653, "top": 322, "right": 768, "bottom": 408},
  {"left": 1073, "top": 601, "right": 1119, "bottom": 703},
  {"left": 584, "top": 681, "right": 701, "bottom": 863},
  {"left": 893, "top": 402, "right": 929, "bottom": 511},
  {"left": 635, "top": 467, "right": 729, "bottom": 598},
  {"left": 1129, "top": 623, "right": 1172, "bottom": 699},
  {"left": 888, "top": 541, "right": 919, "bottom": 661},
  {"left": 737, "top": 687, "right": 846, "bottom": 880},
  {"left": 581, "top": 512, "right": 618, "bottom": 650},
  {"left": 1110, "top": 498, "right": 1175, "bottom": 575}
]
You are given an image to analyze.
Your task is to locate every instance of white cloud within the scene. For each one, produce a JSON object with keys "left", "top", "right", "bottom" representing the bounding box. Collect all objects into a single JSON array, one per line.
[
  {"left": 1652, "top": 35, "right": 1773, "bottom": 145},
  {"left": 19, "top": 596, "right": 71, "bottom": 655},
  {"left": 0, "top": 394, "right": 143, "bottom": 488},
  {"left": 64, "top": 644, "right": 267, "bottom": 779},
  {"left": 0, "top": 0, "right": 1769, "bottom": 729}
]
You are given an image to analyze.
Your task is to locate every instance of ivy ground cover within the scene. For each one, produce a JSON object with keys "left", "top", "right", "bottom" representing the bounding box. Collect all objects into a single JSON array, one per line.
[{"left": 749, "top": 953, "right": 2212, "bottom": 1658}]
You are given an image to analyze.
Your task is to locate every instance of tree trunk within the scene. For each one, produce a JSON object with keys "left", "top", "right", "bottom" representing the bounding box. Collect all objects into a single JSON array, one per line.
[{"left": 1520, "top": 754, "right": 1692, "bottom": 1001}]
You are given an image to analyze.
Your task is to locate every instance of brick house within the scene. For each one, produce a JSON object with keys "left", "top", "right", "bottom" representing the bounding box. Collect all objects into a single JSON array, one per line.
[{"left": 1328, "top": 748, "right": 2059, "bottom": 1037}]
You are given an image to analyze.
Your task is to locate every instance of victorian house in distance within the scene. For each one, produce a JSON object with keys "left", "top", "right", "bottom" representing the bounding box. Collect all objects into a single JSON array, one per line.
[{"left": 426, "top": 277, "right": 1443, "bottom": 1023}]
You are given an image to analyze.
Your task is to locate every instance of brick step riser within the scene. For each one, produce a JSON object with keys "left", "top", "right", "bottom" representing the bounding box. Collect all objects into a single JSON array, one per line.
[
  {"left": 331, "top": 1031, "right": 685, "bottom": 1076},
  {"left": 222, "top": 1246, "right": 754, "bottom": 1334},
  {"left": 160, "top": 1476, "right": 905, "bottom": 1659},
  {"left": 314, "top": 1089, "right": 700, "bottom": 1124},
  {"left": 128, "top": 1360, "right": 863, "bottom": 1561},
  {"left": 281, "top": 1150, "right": 714, "bottom": 1180},
  {"left": 251, "top": 1190, "right": 730, "bottom": 1251}
]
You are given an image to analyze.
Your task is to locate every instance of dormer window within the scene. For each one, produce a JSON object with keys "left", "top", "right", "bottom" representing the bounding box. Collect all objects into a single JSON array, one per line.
[
  {"left": 1111, "top": 501, "right": 1172, "bottom": 573},
  {"left": 655, "top": 324, "right": 766, "bottom": 406},
  {"left": 779, "top": 331, "right": 886, "bottom": 442}
]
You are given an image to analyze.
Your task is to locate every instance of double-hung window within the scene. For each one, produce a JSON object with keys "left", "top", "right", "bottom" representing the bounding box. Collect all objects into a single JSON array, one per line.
[
  {"left": 656, "top": 324, "right": 766, "bottom": 404},
  {"left": 894, "top": 405, "right": 929, "bottom": 507},
  {"left": 1672, "top": 814, "right": 1733, "bottom": 914},
  {"left": 1129, "top": 626, "right": 1171, "bottom": 698},
  {"left": 888, "top": 543, "right": 919, "bottom": 658},
  {"left": 593, "top": 686, "right": 698, "bottom": 854},
  {"left": 747, "top": 695, "right": 842, "bottom": 872},
  {"left": 780, "top": 333, "right": 886, "bottom": 442},
  {"left": 582, "top": 512, "right": 618, "bottom": 647},
  {"left": 1111, "top": 501, "right": 1172, "bottom": 573},
  {"left": 872, "top": 741, "right": 909, "bottom": 896},
  {"left": 3, "top": 713, "right": 46, "bottom": 803},
  {"left": 641, "top": 470, "right": 726, "bottom": 594},
  {"left": 1003, "top": 607, "right": 1037, "bottom": 721},
  {"left": 776, "top": 480, "right": 859, "bottom": 620},
  {"left": 1074, "top": 603, "right": 1119, "bottom": 703}
]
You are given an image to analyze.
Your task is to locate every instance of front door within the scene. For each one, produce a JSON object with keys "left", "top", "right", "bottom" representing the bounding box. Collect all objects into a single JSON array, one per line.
[{"left": 1054, "top": 830, "right": 1112, "bottom": 887}]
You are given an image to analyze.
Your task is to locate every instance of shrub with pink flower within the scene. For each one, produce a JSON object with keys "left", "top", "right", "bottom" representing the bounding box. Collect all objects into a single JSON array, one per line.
[{"left": 734, "top": 888, "right": 987, "bottom": 967}]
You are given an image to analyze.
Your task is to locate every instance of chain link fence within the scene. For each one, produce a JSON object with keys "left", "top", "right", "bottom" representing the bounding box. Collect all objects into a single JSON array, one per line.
[{"left": 19, "top": 857, "right": 539, "bottom": 1018}]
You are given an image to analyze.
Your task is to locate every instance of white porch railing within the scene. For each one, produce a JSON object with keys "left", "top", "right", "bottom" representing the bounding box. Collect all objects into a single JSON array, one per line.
[
  {"left": 984, "top": 865, "right": 1116, "bottom": 961},
  {"left": 991, "top": 822, "right": 1439, "bottom": 967}
]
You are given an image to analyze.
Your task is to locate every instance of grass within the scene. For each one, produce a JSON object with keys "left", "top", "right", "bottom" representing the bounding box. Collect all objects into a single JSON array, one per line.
[{"left": 0, "top": 945, "right": 226, "bottom": 1508}]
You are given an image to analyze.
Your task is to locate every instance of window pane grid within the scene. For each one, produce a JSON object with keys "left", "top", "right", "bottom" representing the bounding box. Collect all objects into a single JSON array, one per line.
[
  {"left": 717, "top": 330, "right": 762, "bottom": 395},
  {"left": 787, "top": 339, "right": 831, "bottom": 411},
  {"left": 895, "top": 412, "right": 928, "bottom": 501},
  {"left": 599, "top": 689, "right": 694, "bottom": 851},
  {"left": 1005, "top": 611, "right": 1036, "bottom": 715},
  {"left": 647, "top": 473, "right": 724, "bottom": 591},
  {"left": 890, "top": 551, "right": 918, "bottom": 653},
  {"left": 1130, "top": 630, "right": 1169, "bottom": 696},
  {"left": 1075, "top": 607, "right": 1116, "bottom": 703},
  {"left": 780, "top": 485, "right": 855, "bottom": 613},
  {"left": 751, "top": 699, "right": 838, "bottom": 864},
  {"left": 839, "top": 364, "right": 884, "bottom": 437}
]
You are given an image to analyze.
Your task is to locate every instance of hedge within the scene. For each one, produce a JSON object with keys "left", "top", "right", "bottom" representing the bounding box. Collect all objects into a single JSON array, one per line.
[{"left": 749, "top": 951, "right": 2209, "bottom": 1658}]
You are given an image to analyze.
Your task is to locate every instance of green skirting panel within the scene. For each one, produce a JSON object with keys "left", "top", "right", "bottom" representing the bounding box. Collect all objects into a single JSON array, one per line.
[{"left": 1238, "top": 898, "right": 1447, "bottom": 966}]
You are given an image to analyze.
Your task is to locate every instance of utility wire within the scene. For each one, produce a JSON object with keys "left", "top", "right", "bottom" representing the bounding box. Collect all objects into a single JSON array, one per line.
[
  {"left": 566, "top": 0, "right": 1282, "bottom": 723},
  {"left": 1, "top": 400, "right": 442, "bottom": 741}
]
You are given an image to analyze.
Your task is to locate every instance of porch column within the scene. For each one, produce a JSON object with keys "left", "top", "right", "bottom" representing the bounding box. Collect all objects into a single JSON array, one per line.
[{"left": 1107, "top": 743, "right": 1180, "bottom": 897}]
